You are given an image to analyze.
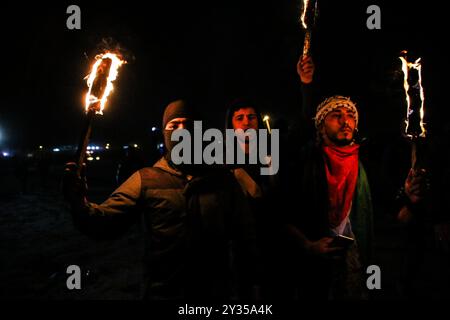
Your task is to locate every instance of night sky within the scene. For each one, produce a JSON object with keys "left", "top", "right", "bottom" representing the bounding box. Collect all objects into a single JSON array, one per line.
[{"left": 0, "top": 0, "right": 448, "bottom": 151}]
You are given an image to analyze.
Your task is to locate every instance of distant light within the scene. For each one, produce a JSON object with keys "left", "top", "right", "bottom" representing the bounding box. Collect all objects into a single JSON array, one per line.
[
  {"left": 87, "top": 146, "right": 91, "bottom": 150},
  {"left": 95, "top": 146, "right": 100, "bottom": 150},
  {"left": 2, "top": 152, "right": 10, "bottom": 157},
  {"left": 39, "top": 146, "right": 43, "bottom": 150},
  {"left": 105, "top": 143, "right": 110, "bottom": 150},
  {"left": 133, "top": 144, "right": 138, "bottom": 148},
  {"left": 27, "top": 153, "right": 33, "bottom": 158},
  {"left": 123, "top": 146, "right": 129, "bottom": 150},
  {"left": 87, "top": 157, "right": 94, "bottom": 161},
  {"left": 96, "top": 156, "right": 100, "bottom": 161},
  {"left": 53, "top": 148, "right": 60, "bottom": 152},
  {"left": 159, "top": 143, "right": 164, "bottom": 148},
  {"left": 151, "top": 127, "right": 157, "bottom": 132}
]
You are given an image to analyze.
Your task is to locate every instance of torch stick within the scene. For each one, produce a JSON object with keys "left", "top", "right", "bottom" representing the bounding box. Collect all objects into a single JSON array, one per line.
[
  {"left": 75, "top": 109, "right": 95, "bottom": 177},
  {"left": 411, "top": 137, "right": 427, "bottom": 171},
  {"left": 300, "top": 0, "right": 318, "bottom": 57},
  {"left": 302, "top": 31, "right": 312, "bottom": 57}
]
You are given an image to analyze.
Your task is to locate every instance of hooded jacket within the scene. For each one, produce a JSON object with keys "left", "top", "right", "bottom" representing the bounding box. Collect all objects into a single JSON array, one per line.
[{"left": 224, "top": 99, "right": 286, "bottom": 298}]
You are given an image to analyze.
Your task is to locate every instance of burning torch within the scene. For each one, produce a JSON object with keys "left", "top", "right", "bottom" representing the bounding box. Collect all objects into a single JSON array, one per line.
[
  {"left": 300, "top": 0, "right": 319, "bottom": 57},
  {"left": 75, "top": 52, "right": 125, "bottom": 176},
  {"left": 399, "top": 51, "right": 427, "bottom": 170}
]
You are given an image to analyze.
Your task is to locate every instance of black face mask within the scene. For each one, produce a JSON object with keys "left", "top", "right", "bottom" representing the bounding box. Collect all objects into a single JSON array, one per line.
[
  {"left": 163, "top": 129, "right": 176, "bottom": 161},
  {"left": 161, "top": 99, "right": 202, "bottom": 173},
  {"left": 163, "top": 127, "right": 198, "bottom": 174}
]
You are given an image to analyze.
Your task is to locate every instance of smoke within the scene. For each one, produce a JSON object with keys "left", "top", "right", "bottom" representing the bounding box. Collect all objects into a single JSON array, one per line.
[{"left": 84, "top": 37, "right": 135, "bottom": 64}]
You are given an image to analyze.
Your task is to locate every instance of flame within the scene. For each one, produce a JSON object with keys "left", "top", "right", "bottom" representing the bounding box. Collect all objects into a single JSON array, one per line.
[
  {"left": 84, "top": 52, "right": 126, "bottom": 114},
  {"left": 263, "top": 115, "right": 272, "bottom": 134},
  {"left": 300, "top": 0, "right": 310, "bottom": 29},
  {"left": 399, "top": 55, "right": 426, "bottom": 138}
]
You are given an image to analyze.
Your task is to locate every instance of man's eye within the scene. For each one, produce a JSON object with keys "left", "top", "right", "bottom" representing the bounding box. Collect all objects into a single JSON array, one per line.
[{"left": 236, "top": 116, "right": 243, "bottom": 121}]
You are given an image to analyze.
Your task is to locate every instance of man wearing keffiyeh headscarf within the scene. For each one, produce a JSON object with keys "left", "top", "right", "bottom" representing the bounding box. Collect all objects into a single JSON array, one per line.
[
  {"left": 313, "top": 101, "right": 368, "bottom": 298},
  {"left": 285, "top": 58, "right": 373, "bottom": 299},
  {"left": 282, "top": 55, "right": 373, "bottom": 300},
  {"left": 283, "top": 55, "right": 426, "bottom": 300}
]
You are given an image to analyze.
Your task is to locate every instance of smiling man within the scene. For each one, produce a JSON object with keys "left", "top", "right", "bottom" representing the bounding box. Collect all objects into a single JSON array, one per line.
[
  {"left": 231, "top": 105, "right": 259, "bottom": 155},
  {"left": 224, "top": 99, "right": 283, "bottom": 299}
]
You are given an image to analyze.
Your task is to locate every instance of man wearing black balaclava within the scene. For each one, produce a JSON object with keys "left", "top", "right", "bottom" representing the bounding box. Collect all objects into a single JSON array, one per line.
[
  {"left": 162, "top": 99, "right": 194, "bottom": 163},
  {"left": 63, "top": 99, "right": 257, "bottom": 300}
]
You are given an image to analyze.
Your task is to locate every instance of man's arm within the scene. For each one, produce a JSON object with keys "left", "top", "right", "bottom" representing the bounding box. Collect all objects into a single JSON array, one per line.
[
  {"left": 86, "top": 172, "right": 142, "bottom": 217},
  {"left": 289, "top": 55, "right": 317, "bottom": 146},
  {"left": 228, "top": 174, "right": 260, "bottom": 299},
  {"left": 63, "top": 163, "right": 142, "bottom": 238},
  {"left": 297, "top": 55, "right": 316, "bottom": 120},
  {"left": 398, "top": 164, "right": 450, "bottom": 253}
]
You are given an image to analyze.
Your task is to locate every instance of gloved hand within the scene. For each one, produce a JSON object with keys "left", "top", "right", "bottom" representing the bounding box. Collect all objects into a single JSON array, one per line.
[{"left": 63, "top": 162, "right": 87, "bottom": 207}]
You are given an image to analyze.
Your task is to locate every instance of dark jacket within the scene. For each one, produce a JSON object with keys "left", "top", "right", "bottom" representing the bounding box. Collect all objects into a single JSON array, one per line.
[
  {"left": 224, "top": 100, "right": 287, "bottom": 298},
  {"left": 287, "top": 141, "right": 374, "bottom": 264},
  {"left": 72, "top": 157, "right": 257, "bottom": 300}
]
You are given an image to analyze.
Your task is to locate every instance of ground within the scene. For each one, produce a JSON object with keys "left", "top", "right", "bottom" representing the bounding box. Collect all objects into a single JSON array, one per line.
[
  {"left": 0, "top": 160, "right": 448, "bottom": 300},
  {"left": 0, "top": 161, "right": 144, "bottom": 300}
]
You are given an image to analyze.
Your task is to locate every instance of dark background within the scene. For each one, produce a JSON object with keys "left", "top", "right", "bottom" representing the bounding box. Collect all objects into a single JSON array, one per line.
[
  {"left": 0, "top": 0, "right": 447, "bottom": 150},
  {"left": 0, "top": 0, "right": 449, "bottom": 300}
]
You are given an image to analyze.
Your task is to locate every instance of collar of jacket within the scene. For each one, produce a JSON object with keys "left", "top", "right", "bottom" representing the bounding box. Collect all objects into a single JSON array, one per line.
[{"left": 153, "top": 157, "right": 190, "bottom": 179}]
